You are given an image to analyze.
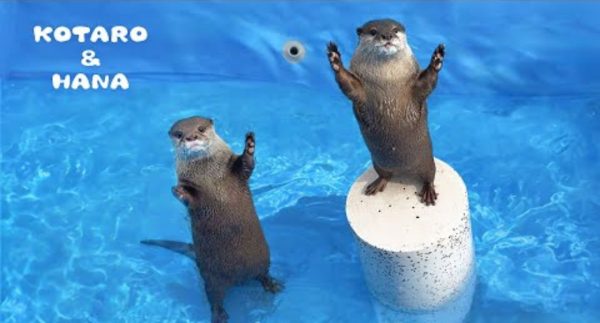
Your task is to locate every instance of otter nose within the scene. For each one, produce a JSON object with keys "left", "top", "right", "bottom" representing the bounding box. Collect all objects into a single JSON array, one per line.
[
  {"left": 381, "top": 33, "right": 394, "bottom": 41},
  {"left": 185, "top": 134, "right": 199, "bottom": 141}
]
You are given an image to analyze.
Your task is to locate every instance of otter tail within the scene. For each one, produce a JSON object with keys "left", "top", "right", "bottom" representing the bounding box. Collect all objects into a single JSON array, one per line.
[{"left": 140, "top": 239, "right": 195, "bottom": 259}]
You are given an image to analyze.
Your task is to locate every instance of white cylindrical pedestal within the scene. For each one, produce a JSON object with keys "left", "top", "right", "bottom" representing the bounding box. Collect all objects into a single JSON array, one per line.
[
  {"left": 373, "top": 268, "right": 476, "bottom": 323},
  {"left": 346, "top": 158, "right": 474, "bottom": 311}
]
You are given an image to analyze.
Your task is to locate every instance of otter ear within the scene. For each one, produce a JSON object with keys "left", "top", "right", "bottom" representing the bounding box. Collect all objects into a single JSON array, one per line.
[
  {"left": 208, "top": 118, "right": 214, "bottom": 125},
  {"left": 356, "top": 27, "right": 363, "bottom": 36}
]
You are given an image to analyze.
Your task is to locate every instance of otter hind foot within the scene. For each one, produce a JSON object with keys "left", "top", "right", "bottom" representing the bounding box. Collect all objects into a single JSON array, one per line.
[
  {"left": 258, "top": 274, "right": 284, "bottom": 294},
  {"left": 365, "top": 176, "right": 389, "bottom": 195},
  {"left": 211, "top": 306, "right": 228, "bottom": 323},
  {"left": 418, "top": 183, "right": 438, "bottom": 206}
]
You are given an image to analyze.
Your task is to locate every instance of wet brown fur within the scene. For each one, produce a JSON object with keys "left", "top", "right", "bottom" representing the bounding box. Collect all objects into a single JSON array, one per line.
[
  {"left": 327, "top": 19, "right": 445, "bottom": 205},
  {"left": 169, "top": 117, "right": 281, "bottom": 323}
]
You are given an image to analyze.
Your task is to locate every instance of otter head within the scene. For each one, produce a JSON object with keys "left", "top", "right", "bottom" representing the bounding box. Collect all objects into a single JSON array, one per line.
[
  {"left": 168, "top": 116, "right": 216, "bottom": 160},
  {"left": 356, "top": 19, "right": 409, "bottom": 58}
]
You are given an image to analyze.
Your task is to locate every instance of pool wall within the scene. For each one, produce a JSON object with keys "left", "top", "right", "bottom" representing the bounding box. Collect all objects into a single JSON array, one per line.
[{"left": 2, "top": 1, "right": 600, "bottom": 97}]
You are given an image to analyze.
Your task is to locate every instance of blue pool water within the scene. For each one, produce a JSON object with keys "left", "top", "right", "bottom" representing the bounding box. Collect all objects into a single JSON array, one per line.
[{"left": 1, "top": 1, "right": 600, "bottom": 322}]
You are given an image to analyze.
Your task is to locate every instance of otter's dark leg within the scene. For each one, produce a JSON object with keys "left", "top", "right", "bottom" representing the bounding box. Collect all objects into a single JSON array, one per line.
[
  {"left": 205, "top": 282, "right": 228, "bottom": 323},
  {"left": 365, "top": 164, "right": 393, "bottom": 195},
  {"left": 232, "top": 132, "right": 255, "bottom": 181},
  {"left": 417, "top": 160, "right": 437, "bottom": 206},
  {"left": 257, "top": 273, "right": 283, "bottom": 294},
  {"left": 414, "top": 44, "right": 445, "bottom": 101},
  {"left": 327, "top": 42, "right": 366, "bottom": 105}
]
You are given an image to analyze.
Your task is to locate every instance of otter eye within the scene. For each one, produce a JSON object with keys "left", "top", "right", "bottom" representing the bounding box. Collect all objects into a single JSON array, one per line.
[
  {"left": 369, "top": 29, "right": 377, "bottom": 36},
  {"left": 393, "top": 27, "right": 400, "bottom": 33},
  {"left": 172, "top": 132, "right": 183, "bottom": 139},
  {"left": 198, "top": 127, "right": 206, "bottom": 133}
]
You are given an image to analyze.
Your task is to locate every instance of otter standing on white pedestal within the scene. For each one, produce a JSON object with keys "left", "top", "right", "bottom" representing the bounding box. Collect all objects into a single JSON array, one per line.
[
  {"left": 346, "top": 158, "right": 474, "bottom": 311},
  {"left": 327, "top": 19, "right": 445, "bottom": 206},
  {"left": 327, "top": 18, "right": 474, "bottom": 312}
]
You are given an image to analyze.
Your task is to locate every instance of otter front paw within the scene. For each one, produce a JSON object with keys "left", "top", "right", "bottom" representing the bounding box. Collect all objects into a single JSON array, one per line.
[
  {"left": 430, "top": 43, "right": 445, "bottom": 72},
  {"left": 327, "top": 42, "right": 342, "bottom": 72},
  {"left": 172, "top": 185, "right": 193, "bottom": 206},
  {"left": 244, "top": 132, "right": 255, "bottom": 155}
]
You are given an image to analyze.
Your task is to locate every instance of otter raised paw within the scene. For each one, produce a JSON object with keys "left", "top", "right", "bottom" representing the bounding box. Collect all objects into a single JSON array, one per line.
[
  {"left": 327, "top": 42, "right": 342, "bottom": 72},
  {"left": 244, "top": 131, "right": 255, "bottom": 155},
  {"left": 233, "top": 131, "right": 256, "bottom": 181},
  {"left": 326, "top": 41, "right": 366, "bottom": 104},
  {"left": 430, "top": 43, "right": 445, "bottom": 71}
]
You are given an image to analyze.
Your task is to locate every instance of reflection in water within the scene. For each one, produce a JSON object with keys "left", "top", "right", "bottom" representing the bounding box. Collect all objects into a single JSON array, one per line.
[{"left": 374, "top": 266, "right": 476, "bottom": 323}]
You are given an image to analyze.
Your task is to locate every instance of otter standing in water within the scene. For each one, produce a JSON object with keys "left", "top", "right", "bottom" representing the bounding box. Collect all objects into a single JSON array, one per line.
[
  {"left": 168, "top": 117, "right": 282, "bottom": 323},
  {"left": 327, "top": 19, "right": 445, "bottom": 206}
]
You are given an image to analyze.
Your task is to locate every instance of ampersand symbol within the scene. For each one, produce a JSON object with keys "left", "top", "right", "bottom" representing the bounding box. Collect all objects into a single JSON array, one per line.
[{"left": 81, "top": 50, "right": 100, "bottom": 67}]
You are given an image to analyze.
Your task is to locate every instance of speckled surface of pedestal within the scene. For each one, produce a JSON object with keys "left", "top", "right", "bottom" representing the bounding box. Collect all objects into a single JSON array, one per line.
[{"left": 346, "top": 158, "right": 474, "bottom": 311}]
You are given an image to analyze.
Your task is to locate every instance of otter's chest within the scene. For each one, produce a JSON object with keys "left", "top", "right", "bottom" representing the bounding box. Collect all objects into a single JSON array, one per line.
[
  {"left": 176, "top": 158, "right": 238, "bottom": 199},
  {"left": 355, "top": 82, "right": 422, "bottom": 132},
  {"left": 350, "top": 52, "right": 420, "bottom": 109}
]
